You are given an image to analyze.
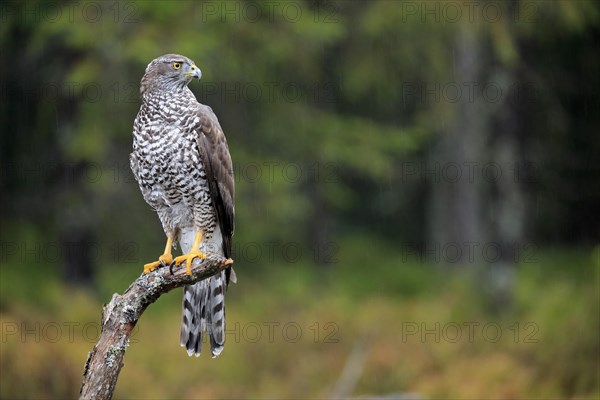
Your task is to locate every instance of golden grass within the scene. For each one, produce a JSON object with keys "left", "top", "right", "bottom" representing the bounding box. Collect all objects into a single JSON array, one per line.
[{"left": 1, "top": 249, "right": 598, "bottom": 399}]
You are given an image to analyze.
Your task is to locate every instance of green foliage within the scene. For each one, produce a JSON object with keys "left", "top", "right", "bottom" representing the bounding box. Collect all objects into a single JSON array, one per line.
[{"left": 2, "top": 0, "right": 598, "bottom": 246}]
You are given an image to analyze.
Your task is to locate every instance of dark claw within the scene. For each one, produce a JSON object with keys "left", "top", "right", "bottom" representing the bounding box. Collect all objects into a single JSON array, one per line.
[
  {"left": 169, "top": 260, "right": 177, "bottom": 275},
  {"left": 160, "top": 259, "right": 168, "bottom": 269}
]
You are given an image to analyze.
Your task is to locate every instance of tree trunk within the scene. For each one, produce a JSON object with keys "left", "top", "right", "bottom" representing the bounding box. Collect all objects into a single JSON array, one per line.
[{"left": 428, "top": 26, "right": 488, "bottom": 265}]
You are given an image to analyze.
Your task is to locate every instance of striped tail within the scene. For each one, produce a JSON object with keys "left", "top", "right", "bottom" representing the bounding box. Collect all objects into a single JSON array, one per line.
[{"left": 180, "top": 270, "right": 226, "bottom": 358}]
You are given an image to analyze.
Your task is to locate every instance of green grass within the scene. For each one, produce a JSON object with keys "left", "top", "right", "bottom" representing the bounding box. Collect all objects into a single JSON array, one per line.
[{"left": 1, "top": 239, "right": 598, "bottom": 399}]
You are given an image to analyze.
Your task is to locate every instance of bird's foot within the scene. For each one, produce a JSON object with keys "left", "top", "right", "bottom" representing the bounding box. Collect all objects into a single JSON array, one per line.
[
  {"left": 173, "top": 251, "right": 206, "bottom": 275},
  {"left": 143, "top": 253, "right": 174, "bottom": 274}
]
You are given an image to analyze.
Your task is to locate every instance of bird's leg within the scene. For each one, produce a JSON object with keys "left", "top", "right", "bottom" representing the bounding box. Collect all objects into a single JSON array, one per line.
[
  {"left": 173, "top": 231, "right": 206, "bottom": 275},
  {"left": 143, "top": 235, "right": 174, "bottom": 273}
]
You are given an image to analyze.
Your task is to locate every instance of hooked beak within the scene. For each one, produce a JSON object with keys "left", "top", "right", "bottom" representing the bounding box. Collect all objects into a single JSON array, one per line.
[{"left": 189, "top": 64, "right": 201, "bottom": 80}]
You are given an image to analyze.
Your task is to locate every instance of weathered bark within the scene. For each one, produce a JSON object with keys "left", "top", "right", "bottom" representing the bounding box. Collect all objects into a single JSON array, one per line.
[{"left": 79, "top": 254, "right": 233, "bottom": 400}]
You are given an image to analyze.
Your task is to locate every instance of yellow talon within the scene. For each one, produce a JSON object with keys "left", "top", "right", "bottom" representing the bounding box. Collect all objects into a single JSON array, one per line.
[
  {"left": 159, "top": 252, "right": 173, "bottom": 265},
  {"left": 174, "top": 251, "right": 206, "bottom": 275},
  {"left": 173, "top": 231, "right": 205, "bottom": 275},
  {"left": 143, "top": 236, "right": 174, "bottom": 274},
  {"left": 143, "top": 260, "right": 160, "bottom": 274}
]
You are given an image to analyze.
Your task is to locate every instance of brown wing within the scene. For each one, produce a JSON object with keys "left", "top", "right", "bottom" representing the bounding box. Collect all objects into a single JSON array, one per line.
[{"left": 195, "top": 105, "right": 235, "bottom": 282}]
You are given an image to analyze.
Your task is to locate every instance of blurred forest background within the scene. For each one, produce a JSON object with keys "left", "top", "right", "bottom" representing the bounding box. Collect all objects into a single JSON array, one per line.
[{"left": 1, "top": 0, "right": 599, "bottom": 398}]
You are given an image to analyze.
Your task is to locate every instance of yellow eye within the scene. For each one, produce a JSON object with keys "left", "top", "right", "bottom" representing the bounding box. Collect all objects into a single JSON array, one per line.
[{"left": 173, "top": 62, "right": 182, "bottom": 70}]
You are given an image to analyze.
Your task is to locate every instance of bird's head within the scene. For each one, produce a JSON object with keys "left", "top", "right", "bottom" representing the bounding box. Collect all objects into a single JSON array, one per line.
[{"left": 140, "top": 54, "right": 201, "bottom": 94}]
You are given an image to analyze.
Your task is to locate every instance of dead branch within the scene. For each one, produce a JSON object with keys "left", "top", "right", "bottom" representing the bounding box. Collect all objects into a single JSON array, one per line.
[{"left": 79, "top": 254, "right": 233, "bottom": 400}]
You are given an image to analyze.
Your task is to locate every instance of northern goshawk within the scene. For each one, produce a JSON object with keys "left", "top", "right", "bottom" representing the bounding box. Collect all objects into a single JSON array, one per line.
[{"left": 130, "top": 54, "right": 235, "bottom": 357}]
